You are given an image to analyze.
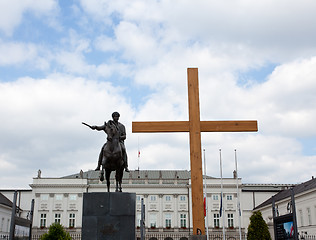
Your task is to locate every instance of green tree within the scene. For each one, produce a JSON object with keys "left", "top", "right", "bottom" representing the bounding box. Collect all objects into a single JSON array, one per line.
[
  {"left": 247, "top": 211, "right": 271, "bottom": 240},
  {"left": 40, "top": 222, "right": 72, "bottom": 240}
]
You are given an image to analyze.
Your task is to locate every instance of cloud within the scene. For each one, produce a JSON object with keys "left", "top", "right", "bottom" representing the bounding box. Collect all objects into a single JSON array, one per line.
[
  {"left": 94, "top": 35, "right": 119, "bottom": 52},
  {"left": 0, "top": 74, "right": 134, "bottom": 187},
  {"left": 0, "top": 40, "right": 37, "bottom": 65},
  {"left": 200, "top": 133, "right": 316, "bottom": 184},
  {"left": 250, "top": 57, "right": 316, "bottom": 137},
  {"left": 1, "top": 0, "right": 316, "bottom": 188},
  {"left": 0, "top": 39, "right": 52, "bottom": 71},
  {"left": 130, "top": 56, "right": 316, "bottom": 184},
  {"left": 79, "top": 0, "right": 316, "bottom": 62},
  {"left": 0, "top": 0, "right": 58, "bottom": 36},
  {"left": 55, "top": 51, "right": 91, "bottom": 74},
  {"left": 115, "top": 21, "right": 161, "bottom": 65},
  {"left": 79, "top": 0, "right": 114, "bottom": 24},
  {"left": 79, "top": 0, "right": 164, "bottom": 23},
  {"left": 163, "top": 1, "right": 316, "bottom": 45}
]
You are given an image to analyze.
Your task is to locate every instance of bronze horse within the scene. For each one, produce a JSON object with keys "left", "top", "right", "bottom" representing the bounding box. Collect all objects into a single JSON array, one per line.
[{"left": 99, "top": 120, "right": 124, "bottom": 192}]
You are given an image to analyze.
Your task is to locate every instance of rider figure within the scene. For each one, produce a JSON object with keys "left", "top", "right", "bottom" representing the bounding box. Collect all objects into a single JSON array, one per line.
[{"left": 92, "top": 112, "right": 129, "bottom": 172}]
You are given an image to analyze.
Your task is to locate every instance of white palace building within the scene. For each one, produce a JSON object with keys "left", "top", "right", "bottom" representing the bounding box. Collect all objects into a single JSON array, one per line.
[{"left": 2, "top": 169, "right": 305, "bottom": 239}]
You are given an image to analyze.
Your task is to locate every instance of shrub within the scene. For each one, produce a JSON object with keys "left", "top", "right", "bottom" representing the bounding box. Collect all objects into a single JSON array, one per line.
[
  {"left": 40, "top": 222, "right": 72, "bottom": 240},
  {"left": 247, "top": 211, "right": 271, "bottom": 240}
]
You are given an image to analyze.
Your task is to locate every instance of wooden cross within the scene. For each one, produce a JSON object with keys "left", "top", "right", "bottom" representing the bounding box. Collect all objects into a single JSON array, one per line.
[{"left": 132, "top": 68, "right": 258, "bottom": 235}]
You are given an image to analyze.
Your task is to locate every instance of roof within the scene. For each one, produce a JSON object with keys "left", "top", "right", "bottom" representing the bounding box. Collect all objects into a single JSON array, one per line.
[
  {"left": 62, "top": 169, "right": 215, "bottom": 185},
  {"left": 63, "top": 169, "right": 192, "bottom": 179},
  {"left": 0, "top": 192, "right": 13, "bottom": 208},
  {"left": 242, "top": 183, "right": 294, "bottom": 192},
  {"left": 255, "top": 177, "right": 316, "bottom": 210}
]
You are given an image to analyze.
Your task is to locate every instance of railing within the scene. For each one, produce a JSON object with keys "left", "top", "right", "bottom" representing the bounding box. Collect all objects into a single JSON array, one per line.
[
  {"left": 0, "top": 234, "right": 9, "bottom": 240},
  {"left": 31, "top": 233, "right": 81, "bottom": 240},
  {"left": 299, "top": 234, "right": 316, "bottom": 240},
  {"left": 136, "top": 232, "right": 190, "bottom": 240},
  {"left": 135, "top": 232, "right": 247, "bottom": 240},
  {"left": 30, "top": 233, "right": 247, "bottom": 240},
  {"left": 29, "top": 232, "right": 316, "bottom": 240}
]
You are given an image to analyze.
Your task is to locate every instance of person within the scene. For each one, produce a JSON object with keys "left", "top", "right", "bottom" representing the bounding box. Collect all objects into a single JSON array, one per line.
[{"left": 92, "top": 112, "right": 129, "bottom": 172}]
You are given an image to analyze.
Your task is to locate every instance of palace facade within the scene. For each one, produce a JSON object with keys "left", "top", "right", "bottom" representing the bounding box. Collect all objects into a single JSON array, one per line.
[{"left": 1, "top": 169, "right": 294, "bottom": 239}]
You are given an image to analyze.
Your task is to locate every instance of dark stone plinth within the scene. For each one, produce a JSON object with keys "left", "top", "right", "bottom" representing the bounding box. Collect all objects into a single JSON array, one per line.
[
  {"left": 82, "top": 192, "right": 136, "bottom": 240},
  {"left": 189, "top": 235, "right": 207, "bottom": 240}
]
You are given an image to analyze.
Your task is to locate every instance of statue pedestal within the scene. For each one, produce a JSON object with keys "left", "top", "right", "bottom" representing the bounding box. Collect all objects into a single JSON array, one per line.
[{"left": 82, "top": 192, "right": 136, "bottom": 240}]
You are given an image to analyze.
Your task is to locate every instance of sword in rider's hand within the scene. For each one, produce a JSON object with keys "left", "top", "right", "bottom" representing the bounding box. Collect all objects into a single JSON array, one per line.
[{"left": 82, "top": 122, "right": 93, "bottom": 129}]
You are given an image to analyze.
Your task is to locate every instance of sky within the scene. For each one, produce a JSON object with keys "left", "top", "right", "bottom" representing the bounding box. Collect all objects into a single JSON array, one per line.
[{"left": 1, "top": 0, "right": 316, "bottom": 189}]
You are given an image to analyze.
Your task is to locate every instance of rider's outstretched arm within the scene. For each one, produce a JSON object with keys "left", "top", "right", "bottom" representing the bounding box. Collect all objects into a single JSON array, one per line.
[{"left": 92, "top": 122, "right": 106, "bottom": 131}]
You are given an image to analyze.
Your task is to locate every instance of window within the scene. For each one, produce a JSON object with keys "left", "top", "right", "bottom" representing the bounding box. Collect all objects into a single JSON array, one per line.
[
  {"left": 136, "top": 195, "right": 141, "bottom": 201},
  {"left": 180, "top": 214, "right": 187, "bottom": 228},
  {"left": 213, "top": 213, "right": 220, "bottom": 228},
  {"left": 69, "top": 213, "right": 75, "bottom": 228},
  {"left": 307, "top": 208, "right": 312, "bottom": 225},
  {"left": 299, "top": 209, "right": 304, "bottom": 226},
  {"left": 165, "top": 196, "right": 171, "bottom": 201},
  {"left": 136, "top": 213, "right": 141, "bottom": 227},
  {"left": 227, "top": 213, "right": 234, "bottom": 228},
  {"left": 55, "top": 194, "right": 63, "bottom": 201},
  {"left": 149, "top": 214, "right": 157, "bottom": 228},
  {"left": 180, "top": 196, "right": 186, "bottom": 201},
  {"left": 1, "top": 217, "right": 4, "bottom": 232},
  {"left": 226, "top": 195, "right": 233, "bottom": 201},
  {"left": 165, "top": 213, "right": 172, "bottom": 228},
  {"left": 150, "top": 195, "right": 157, "bottom": 202},
  {"left": 41, "top": 194, "right": 49, "bottom": 201},
  {"left": 315, "top": 206, "right": 316, "bottom": 224},
  {"left": 55, "top": 213, "right": 61, "bottom": 224},
  {"left": 213, "top": 195, "right": 219, "bottom": 201},
  {"left": 69, "top": 194, "right": 77, "bottom": 201},
  {"left": 40, "top": 213, "right": 47, "bottom": 228}
]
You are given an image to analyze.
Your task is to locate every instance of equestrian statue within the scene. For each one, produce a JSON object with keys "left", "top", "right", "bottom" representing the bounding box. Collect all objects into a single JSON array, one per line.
[{"left": 82, "top": 112, "right": 129, "bottom": 192}]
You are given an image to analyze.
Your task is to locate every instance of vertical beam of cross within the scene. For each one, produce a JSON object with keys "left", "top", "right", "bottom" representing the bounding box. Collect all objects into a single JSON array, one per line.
[{"left": 187, "top": 68, "right": 205, "bottom": 235}]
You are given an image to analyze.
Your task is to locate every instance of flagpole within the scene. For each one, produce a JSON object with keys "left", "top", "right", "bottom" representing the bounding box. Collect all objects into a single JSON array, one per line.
[
  {"left": 203, "top": 149, "right": 209, "bottom": 240},
  {"left": 219, "top": 149, "right": 226, "bottom": 240},
  {"left": 137, "top": 136, "right": 140, "bottom": 171},
  {"left": 235, "top": 149, "right": 242, "bottom": 240}
]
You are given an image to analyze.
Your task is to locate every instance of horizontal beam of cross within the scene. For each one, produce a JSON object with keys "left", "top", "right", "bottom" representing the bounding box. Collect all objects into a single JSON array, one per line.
[{"left": 132, "top": 120, "right": 258, "bottom": 133}]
